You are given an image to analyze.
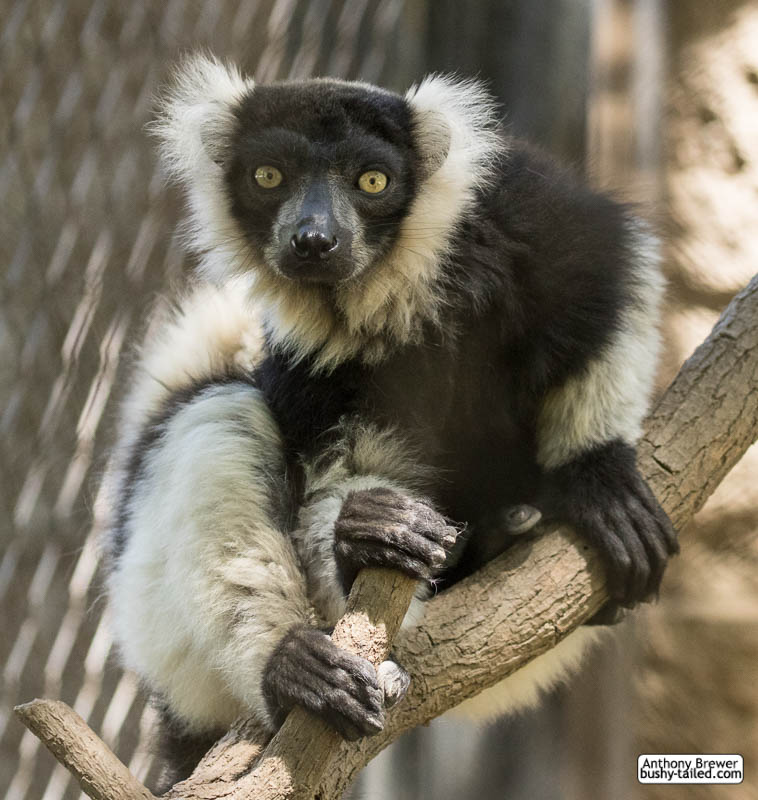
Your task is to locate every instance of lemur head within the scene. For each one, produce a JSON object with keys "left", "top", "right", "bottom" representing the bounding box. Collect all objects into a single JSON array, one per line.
[
  {"left": 223, "top": 80, "right": 441, "bottom": 285},
  {"left": 153, "top": 55, "right": 504, "bottom": 368}
]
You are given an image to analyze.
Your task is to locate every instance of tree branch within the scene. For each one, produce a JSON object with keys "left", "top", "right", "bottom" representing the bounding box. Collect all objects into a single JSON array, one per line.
[
  {"left": 15, "top": 274, "right": 758, "bottom": 800},
  {"left": 14, "top": 700, "right": 155, "bottom": 800}
]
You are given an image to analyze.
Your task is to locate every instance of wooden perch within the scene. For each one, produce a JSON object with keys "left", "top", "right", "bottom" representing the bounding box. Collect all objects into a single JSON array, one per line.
[{"left": 15, "top": 273, "right": 758, "bottom": 800}]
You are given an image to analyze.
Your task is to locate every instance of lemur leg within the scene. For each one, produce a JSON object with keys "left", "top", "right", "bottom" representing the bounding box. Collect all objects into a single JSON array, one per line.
[
  {"left": 108, "top": 382, "right": 314, "bottom": 737},
  {"left": 111, "top": 382, "right": 413, "bottom": 747}
]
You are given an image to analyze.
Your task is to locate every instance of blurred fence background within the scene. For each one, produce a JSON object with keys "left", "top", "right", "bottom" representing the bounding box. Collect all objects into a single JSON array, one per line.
[{"left": 2, "top": 1, "right": 757, "bottom": 798}]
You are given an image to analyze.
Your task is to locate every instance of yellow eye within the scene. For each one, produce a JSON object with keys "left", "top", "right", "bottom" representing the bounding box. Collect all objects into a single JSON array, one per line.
[
  {"left": 254, "top": 166, "right": 283, "bottom": 189},
  {"left": 358, "top": 170, "right": 388, "bottom": 194}
]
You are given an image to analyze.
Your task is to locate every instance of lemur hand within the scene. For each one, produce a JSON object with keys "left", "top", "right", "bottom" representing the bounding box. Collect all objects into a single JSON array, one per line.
[
  {"left": 334, "top": 487, "right": 458, "bottom": 590},
  {"left": 544, "top": 442, "right": 678, "bottom": 606},
  {"left": 261, "top": 624, "right": 409, "bottom": 740}
]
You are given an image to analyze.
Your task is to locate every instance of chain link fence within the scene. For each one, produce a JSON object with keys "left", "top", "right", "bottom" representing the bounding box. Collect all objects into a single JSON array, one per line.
[{"left": 0, "top": 3, "right": 416, "bottom": 797}]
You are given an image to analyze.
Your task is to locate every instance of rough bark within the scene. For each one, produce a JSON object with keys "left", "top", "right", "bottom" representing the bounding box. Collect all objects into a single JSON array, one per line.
[
  {"left": 13, "top": 700, "right": 155, "bottom": 800},
  {"left": 168, "top": 569, "right": 417, "bottom": 800},
  {"left": 15, "top": 274, "right": 758, "bottom": 800}
]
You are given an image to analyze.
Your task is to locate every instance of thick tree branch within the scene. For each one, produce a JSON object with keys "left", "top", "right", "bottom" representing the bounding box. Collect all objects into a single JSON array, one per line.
[{"left": 15, "top": 274, "right": 758, "bottom": 800}]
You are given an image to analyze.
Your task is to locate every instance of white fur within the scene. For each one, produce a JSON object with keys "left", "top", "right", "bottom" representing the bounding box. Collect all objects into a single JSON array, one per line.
[
  {"left": 450, "top": 626, "right": 603, "bottom": 720},
  {"left": 103, "top": 278, "right": 264, "bottom": 562},
  {"left": 149, "top": 55, "right": 253, "bottom": 286},
  {"left": 103, "top": 280, "right": 297, "bottom": 731},
  {"left": 109, "top": 384, "right": 312, "bottom": 732},
  {"left": 537, "top": 227, "right": 665, "bottom": 468}
]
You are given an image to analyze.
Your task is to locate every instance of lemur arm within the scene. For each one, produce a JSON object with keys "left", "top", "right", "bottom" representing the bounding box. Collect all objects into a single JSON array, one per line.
[{"left": 532, "top": 228, "right": 678, "bottom": 603}]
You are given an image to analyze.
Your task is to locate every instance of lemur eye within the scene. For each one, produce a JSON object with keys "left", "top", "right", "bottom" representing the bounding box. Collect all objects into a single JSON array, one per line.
[
  {"left": 254, "top": 166, "right": 283, "bottom": 189},
  {"left": 358, "top": 170, "right": 388, "bottom": 194}
]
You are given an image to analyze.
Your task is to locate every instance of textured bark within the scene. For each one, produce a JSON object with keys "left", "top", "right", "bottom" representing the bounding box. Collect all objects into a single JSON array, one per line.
[
  {"left": 13, "top": 700, "right": 155, "bottom": 800},
  {"left": 15, "top": 274, "right": 758, "bottom": 800},
  {"left": 166, "top": 569, "right": 417, "bottom": 800}
]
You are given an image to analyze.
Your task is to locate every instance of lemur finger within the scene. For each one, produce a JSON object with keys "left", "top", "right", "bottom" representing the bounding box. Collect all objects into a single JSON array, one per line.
[
  {"left": 652, "top": 503, "right": 679, "bottom": 554},
  {"left": 336, "top": 529, "right": 447, "bottom": 572},
  {"left": 626, "top": 495, "right": 668, "bottom": 596},
  {"left": 298, "top": 645, "right": 382, "bottom": 708},
  {"left": 339, "top": 488, "right": 414, "bottom": 524},
  {"left": 337, "top": 518, "right": 447, "bottom": 564},
  {"left": 298, "top": 683, "right": 384, "bottom": 740},
  {"left": 336, "top": 540, "right": 437, "bottom": 580},
  {"left": 631, "top": 477, "right": 679, "bottom": 554},
  {"left": 606, "top": 509, "right": 649, "bottom": 603},
  {"left": 577, "top": 511, "right": 632, "bottom": 601},
  {"left": 410, "top": 510, "right": 459, "bottom": 549}
]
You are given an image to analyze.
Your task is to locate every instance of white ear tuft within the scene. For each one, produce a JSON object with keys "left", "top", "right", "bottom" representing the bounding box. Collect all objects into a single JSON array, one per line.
[
  {"left": 405, "top": 75, "right": 504, "bottom": 185},
  {"left": 149, "top": 53, "right": 254, "bottom": 182},
  {"left": 148, "top": 54, "right": 255, "bottom": 283}
]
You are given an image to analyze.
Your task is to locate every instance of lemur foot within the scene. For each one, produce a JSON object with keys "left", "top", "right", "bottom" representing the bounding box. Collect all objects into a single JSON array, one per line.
[
  {"left": 262, "top": 624, "right": 384, "bottom": 741},
  {"left": 377, "top": 659, "right": 410, "bottom": 708},
  {"left": 545, "top": 442, "right": 678, "bottom": 607},
  {"left": 334, "top": 487, "right": 458, "bottom": 590}
]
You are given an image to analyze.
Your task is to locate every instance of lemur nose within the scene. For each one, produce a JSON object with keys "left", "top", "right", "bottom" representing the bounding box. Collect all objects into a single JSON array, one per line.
[{"left": 290, "top": 230, "right": 339, "bottom": 261}]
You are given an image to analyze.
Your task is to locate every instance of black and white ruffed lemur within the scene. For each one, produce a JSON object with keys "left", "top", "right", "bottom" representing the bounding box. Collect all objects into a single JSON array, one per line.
[{"left": 102, "top": 56, "right": 677, "bottom": 786}]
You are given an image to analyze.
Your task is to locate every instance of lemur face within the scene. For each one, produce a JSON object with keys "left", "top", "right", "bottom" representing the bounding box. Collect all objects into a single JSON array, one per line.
[{"left": 223, "top": 82, "right": 421, "bottom": 285}]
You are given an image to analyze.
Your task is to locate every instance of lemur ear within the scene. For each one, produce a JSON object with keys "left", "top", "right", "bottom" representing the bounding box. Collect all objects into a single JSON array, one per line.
[
  {"left": 198, "top": 113, "right": 234, "bottom": 166},
  {"left": 150, "top": 54, "right": 253, "bottom": 180},
  {"left": 413, "top": 109, "right": 451, "bottom": 182},
  {"left": 405, "top": 74, "right": 504, "bottom": 186}
]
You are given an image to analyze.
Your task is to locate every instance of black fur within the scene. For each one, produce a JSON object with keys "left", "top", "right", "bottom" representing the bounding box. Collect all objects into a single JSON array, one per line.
[
  {"left": 152, "top": 705, "right": 225, "bottom": 794},
  {"left": 254, "top": 349, "right": 366, "bottom": 459},
  {"left": 225, "top": 81, "right": 421, "bottom": 283}
]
